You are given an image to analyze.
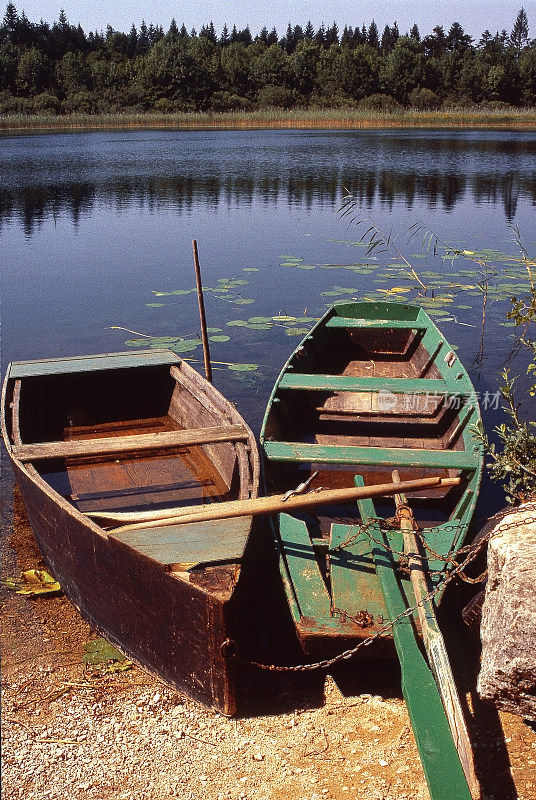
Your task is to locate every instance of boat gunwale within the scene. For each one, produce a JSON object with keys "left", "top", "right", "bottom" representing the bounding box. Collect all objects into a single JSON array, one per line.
[{"left": 2, "top": 350, "right": 260, "bottom": 540}]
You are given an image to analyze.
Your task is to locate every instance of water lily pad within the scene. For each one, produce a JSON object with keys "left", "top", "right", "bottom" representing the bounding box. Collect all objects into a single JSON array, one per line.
[
  {"left": 228, "top": 363, "right": 258, "bottom": 371},
  {"left": 171, "top": 338, "right": 202, "bottom": 353},
  {"left": 146, "top": 303, "right": 164, "bottom": 308},
  {"left": 286, "top": 328, "right": 310, "bottom": 336},
  {"left": 153, "top": 289, "right": 193, "bottom": 296},
  {"left": 297, "top": 264, "right": 315, "bottom": 270},
  {"left": 248, "top": 316, "right": 272, "bottom": 324},
  {"left": 233, "top": 298, "right": 255, "bottom": 306},
  {"left": 126, "top": 339, "right": 151, "bottom": 347},
  {"left": 149, "top": 336, "right": 180, "bottom": 346},
  {"left": 209, "top": 335, "right": 231, "bottom": 342},
  {"left": 206, "top": 327, "right": 223, "bottom": 333},
  {"left": 243, "top": 267, "right": 259, "bottom": 272}
]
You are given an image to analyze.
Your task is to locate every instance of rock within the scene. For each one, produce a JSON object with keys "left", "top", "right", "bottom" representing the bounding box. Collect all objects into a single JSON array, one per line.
[{"left": 478, "top": 504, "right": 536, "bottom": 720}]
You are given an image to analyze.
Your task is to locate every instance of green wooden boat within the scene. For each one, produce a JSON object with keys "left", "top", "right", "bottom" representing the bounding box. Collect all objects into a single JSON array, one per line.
[{"left": 260, "top": 301, "right": 484, "bottom": 800}]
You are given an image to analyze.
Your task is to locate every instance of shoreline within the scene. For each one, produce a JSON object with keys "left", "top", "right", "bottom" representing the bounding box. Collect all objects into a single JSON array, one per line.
[{"left": 3, "top": 107, "right": 536, "bottom": 134}]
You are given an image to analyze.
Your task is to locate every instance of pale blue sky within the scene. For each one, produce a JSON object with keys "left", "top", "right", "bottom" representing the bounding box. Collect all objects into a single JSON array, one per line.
[{"left": 11, "top": 0, "right": 536, "bottom": 39}]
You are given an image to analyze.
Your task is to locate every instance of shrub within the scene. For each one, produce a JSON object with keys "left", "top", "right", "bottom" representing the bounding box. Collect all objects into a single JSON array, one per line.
[
  {"left": 256, "top": 85, "right": 302, "bottom": 108},
  {"left": 478, "top": 100, "right": 513, "bottom": 111},
  {"left": 62, "top": 91, "right": 102, "bottom": 114},
  {"left": 209, "top": 91, "right": 252, "bottom": 111},
  {"left": 358, "top": 93, "right": 401, "bottom": 112},
  {"left": 153, "top": 97, "right": 174, "bottom": 112},
  {"left": 33, "top": 92, "right": 61, "bottom": 112},
  {"left": 0, "top": 93, "right": 35, "bottom": 113},
  {"left": 408, "top": 87, "right": 441, "bottom": 109}
]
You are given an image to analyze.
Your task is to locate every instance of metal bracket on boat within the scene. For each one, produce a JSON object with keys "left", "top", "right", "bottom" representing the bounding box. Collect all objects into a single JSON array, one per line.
[
  {"left": 282, "top": 470, "right": 319, "bottom": 501},
  {"left": 220, "top": 638, "right": 238, "bottom": 659},
  {"left": 444, "top": 350, "right": 457, "bottom": 367}
]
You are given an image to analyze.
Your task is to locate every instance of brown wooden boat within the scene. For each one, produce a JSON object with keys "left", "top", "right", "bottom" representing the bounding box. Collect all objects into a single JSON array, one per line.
[{"left": 1, "top": 349, "right": 259, "bottom": 714}]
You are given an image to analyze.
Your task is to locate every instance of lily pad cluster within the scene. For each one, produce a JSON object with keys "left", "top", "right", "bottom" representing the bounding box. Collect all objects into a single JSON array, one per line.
[{"left": 226, "top": 314, "right": 316, "bottom": 336}]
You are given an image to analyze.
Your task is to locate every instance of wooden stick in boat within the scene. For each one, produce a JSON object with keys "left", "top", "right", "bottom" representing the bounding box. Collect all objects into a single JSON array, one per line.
[
  {"left": 392, "top": 470, "right": 480, "bottom": 800},
  {"left": 192, "top": 238, "right": 212, "bottom": 383},
  {"left": 94, "top": 475, "right": 461, "bottom": 532}
]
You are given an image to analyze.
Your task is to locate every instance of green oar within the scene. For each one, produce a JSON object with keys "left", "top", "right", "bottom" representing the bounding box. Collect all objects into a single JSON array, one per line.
[
  {"left": 391, "top": 470, "right": 480, "bottom": 799},
  {"left": 354, "top": 476, "right": 474, "bottom": 800}
]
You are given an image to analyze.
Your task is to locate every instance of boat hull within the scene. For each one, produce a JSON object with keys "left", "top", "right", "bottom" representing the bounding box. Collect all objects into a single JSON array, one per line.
[
  {"left": 11, "top": 458, "right": 238, "bottom": 712},
  {"left": 260, "top": 302, "right": 484, "bottom": 654},
  {"left": 2, "top": 350, "right": 260, "bottom": 715}
]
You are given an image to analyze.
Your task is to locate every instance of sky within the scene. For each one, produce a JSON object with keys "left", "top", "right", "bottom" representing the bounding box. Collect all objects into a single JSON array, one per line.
[{"left": 10, "top": 0, "right": 536, "bottom": 40}]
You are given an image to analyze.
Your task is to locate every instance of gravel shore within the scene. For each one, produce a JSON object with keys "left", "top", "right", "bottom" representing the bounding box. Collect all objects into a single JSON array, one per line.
[{"left": 2, "top": 488, "right": 535, "bottom": 800}]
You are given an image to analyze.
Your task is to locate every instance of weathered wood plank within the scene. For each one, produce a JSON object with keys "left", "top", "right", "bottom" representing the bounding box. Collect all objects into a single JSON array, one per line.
[
  {"left": 13, "top": 425, "right": 249, "bottom": 463},
  {"left": 326, "top": 317, "right": 428, "bottom": 331},
  {"left": 359, "top": 485, "right": 473, "bottom": 800},
  {"left": 329, "top": 523, "right": 388, "bottom": 621},
  {"left": 111, "top": 516, "right": 252, "bottom": 567},
  {"left": 263, "top": 441, "right": 480, "bottom": 470},
  {"left": 278, "top": 513, "right": 332, "bottom": 620},
  {"left": 8, "top": 349, "right": 180, "bottom": 378},
  {"left": 278, "top": 374, "right": 471, "bottom": 395},
  {"left": 392, "top": 471, "right": 480, "bottom": 799}
]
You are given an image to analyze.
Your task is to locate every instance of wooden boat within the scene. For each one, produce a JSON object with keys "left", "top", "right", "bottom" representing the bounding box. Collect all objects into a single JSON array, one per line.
[
  {"left": 2, "top": 349, "right": 259, "bottom": 715},
  {"left": 260, "top": 301, "right": 484, "bottom": 800},
  {"left": 261, "top": 300, "right": 483, "bottom": 650}
]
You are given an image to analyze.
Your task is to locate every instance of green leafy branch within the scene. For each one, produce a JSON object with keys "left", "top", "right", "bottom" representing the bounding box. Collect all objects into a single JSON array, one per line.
[{"left": 473, "top": 368, "right": 536, "bottom": 504}]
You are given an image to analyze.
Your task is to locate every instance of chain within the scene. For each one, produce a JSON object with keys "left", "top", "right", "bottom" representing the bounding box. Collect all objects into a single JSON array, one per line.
[{"left": 223, "top": 499, "right": 536, "bottom": 673}]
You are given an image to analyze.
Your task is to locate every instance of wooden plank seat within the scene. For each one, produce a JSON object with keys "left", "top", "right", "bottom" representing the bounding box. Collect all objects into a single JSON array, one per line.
[
  {"left": 263, "top": 441, "right": 480, "bottom": 471},
  {"left": 278, "top": 374, "right": 472, "bottom": 395},
  {"left": 12, "top": 424, "right": 249, "bottom": 463},
  {"left": 326, "top": 317, "right": 428, "bottom": 331},
  {"left": 111, "top": 515, "right": 252, "bottom": 569},
  {"left": 278, "top": 513, "right": 332, "bottom": 619}
]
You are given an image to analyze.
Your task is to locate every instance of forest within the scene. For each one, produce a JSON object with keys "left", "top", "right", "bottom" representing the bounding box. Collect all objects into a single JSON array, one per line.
[{"left": 1, "top": 3, "right": 535, "bottom": 114}]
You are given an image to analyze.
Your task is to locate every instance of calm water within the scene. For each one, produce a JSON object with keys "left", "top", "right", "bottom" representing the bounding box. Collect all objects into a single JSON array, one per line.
[{"left": 2, "top": 128, "right": 536, "bottom": 517}]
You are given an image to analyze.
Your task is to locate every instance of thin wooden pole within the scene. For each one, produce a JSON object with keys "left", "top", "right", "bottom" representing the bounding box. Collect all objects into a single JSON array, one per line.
[
  {"left": 104, "top": 476, "right": 460, "bottom": 532},
  {"left": 192, "top": 239, "right": 212, "bottom": 383}
]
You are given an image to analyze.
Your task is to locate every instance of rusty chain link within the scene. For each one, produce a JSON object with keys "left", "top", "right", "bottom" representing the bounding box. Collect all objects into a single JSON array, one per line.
[{"left": 223, "top": 499, "right": 536, "bottom": 672}]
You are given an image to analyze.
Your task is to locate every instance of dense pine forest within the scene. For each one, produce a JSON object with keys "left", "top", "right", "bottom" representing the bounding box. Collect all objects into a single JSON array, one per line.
[{"left": 1, "top": 3, "right": 535, "bottom": 115}]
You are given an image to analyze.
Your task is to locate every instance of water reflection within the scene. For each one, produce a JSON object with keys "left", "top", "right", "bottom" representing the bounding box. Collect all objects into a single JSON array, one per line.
[
  {"left": 1, "top": 130, "right": 535, "bottom": 235},
  {"left": 2, "top": 169, "right": 535, "bottom": 237}
]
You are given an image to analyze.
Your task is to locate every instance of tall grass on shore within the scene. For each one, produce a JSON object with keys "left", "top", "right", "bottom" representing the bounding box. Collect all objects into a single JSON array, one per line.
[{"left": 3, "top": 106, "right": 536, "bottom": 133}]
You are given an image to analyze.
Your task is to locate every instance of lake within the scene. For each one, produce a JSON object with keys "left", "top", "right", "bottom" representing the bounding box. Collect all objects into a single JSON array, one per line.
[{"left": 2, "top": 128, "right": 536, "bottom": 518}]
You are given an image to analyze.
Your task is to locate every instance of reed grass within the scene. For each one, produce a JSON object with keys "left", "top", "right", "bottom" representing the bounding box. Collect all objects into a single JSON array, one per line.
[{"left": 2, "top": 106, "right": 536, "bottom": 133}]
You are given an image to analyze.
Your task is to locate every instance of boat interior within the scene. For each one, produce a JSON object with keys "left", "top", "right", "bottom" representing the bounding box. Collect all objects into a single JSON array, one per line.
[
  {"left": 3, "top": 355, "right": 262, "bottom": 582},
  {"left": 8, "top": 363, "right": 251, "bottom": 514},
  {"left": 263, "top": 311, "right": 480, "bottom": 531}
]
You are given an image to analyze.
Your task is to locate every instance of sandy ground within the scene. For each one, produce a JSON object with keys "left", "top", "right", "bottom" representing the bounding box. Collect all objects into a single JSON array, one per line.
[{"left": 2, "top": 485, "right": 536, "bottom": 800}]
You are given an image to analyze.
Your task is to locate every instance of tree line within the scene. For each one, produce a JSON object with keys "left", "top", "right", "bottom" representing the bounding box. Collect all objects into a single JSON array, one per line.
[{"left": 1, "top": 4, "right": 535, "bottom": 114}]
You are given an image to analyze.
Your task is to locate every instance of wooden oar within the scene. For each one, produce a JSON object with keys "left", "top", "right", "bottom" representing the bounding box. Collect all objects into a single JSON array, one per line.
[
  {"left": 90, "top": 475, "right": 460, "bottom": 532},
  {"left": 391, "top": 470, "right": 480, "bottom": 800}
]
